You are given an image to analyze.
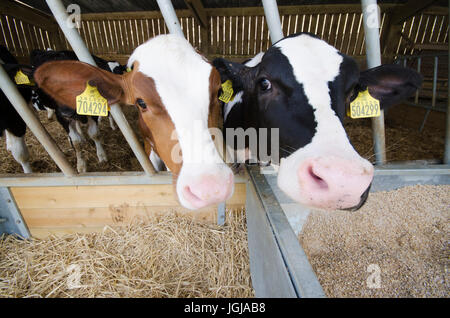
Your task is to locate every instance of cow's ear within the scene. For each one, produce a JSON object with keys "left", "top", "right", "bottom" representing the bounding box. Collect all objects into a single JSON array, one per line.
[
  {"left": 34, "top": 60, "right": 125, "bottom": 109},
  {"left": 2, "top": 64, "right": 33, "bottom": 79},
  {"left": 356, "top": 64, "right": 423, "bottom": 109},
  {"left": 212, "top": 58, "right": 249, "bottom": 91}
]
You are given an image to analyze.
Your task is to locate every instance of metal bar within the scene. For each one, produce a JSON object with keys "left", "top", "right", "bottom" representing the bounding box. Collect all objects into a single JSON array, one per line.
[
  {"left": 45, "top": 0, "right": 157, "bottom": 176},
  {"left": 415, "top": 56, "right": 421, "bottom": 103},
  {"left": 0, "top": 66, "right": 76, "bottom": 176},
  {"left": 217, "top": 202, "right": 226, "bottom": 226},
  {"left": 396, "top": 52, "right": 448, "bottom": 59},
  {"left": 362, "top": 0, "right": 386, "bottom": 165},
  {"left": 372, "top": 164, "right": 450, "bottom": 191},
  {"left": 246, "top": 178, "right": 298, "bottom": 297},
  {"left": 404, "top": 101, "right": 446, "bottom": 113},
  {"left": 0, "top": 171, "right": 249, "bottom": 187},
  {"left": 156, "top": 0, "right": 184, "bottom": 37},
  {"left": 246, "top": 165, "right": 326, "bottom": 298},
  {"left": 262, "top": 0, "right": 284, "bottom": 44},
  {"left": 0, "top": 187, "right": 30, "bottom": 238},
  {"left": 445, "top": 29, "right": 450, "bottom": 164},
  {"left": 420, "top": 55, "right": 439, "bottom": 132}
]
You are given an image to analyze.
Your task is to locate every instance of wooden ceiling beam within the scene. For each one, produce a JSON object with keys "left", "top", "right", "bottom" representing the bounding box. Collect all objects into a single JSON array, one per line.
[
  {"left": 184, "top": 0, "right": 208, "bottom": 28},
  {"left": 390, "top": 0, "right": 438, "bottom": 24}
]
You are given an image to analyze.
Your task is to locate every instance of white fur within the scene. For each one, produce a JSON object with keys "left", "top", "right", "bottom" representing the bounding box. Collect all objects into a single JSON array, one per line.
[
  {"left": 128, "top": 35, "right": 231, "bottom": 209},
  {"left": 5, "top": 130, "right": 32, "bottom": 173},
  {"left": 275, "top": 34, "right": 372, "bottom": 201},
  {"left": 223, "top": 91, "right": 243, "bottom": 122},
  {"left": 246, "top": 52, "right": 265, "bottom": 67},
  {"left": 87, "top": 117, "right": 107, "bottom": 163},
  {"left": 68, "top": 121, "right": 86, "bottom": 173},
  {"left": 107, "top": 61, "right": 120, "bottom": 73},
  {"left": 45, "top": 107, "right": 55, "bottom": 120}
]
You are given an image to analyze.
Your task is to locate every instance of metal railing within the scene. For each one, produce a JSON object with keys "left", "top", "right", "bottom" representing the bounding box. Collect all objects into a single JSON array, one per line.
[{"left": 395, "top": 52, "right": 448, "bottom": 132}]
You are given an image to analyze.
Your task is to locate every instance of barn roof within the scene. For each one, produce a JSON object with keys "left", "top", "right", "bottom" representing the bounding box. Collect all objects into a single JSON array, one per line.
[{"left": 16, "top": 0, "right": 448, "bottom": 15}]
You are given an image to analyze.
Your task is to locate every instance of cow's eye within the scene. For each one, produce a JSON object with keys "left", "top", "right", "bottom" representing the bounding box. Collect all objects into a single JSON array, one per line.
[
  {"left": 136, "top": 98, "right": 147, "bottom": 109},
  {"left": 259, "top": 78, "right": 272, "bottom": 91}
]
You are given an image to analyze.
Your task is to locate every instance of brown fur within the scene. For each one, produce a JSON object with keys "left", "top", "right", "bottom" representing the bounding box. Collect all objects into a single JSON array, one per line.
[{"left": 34, "top": 59, "right": 223, "bottom": 179}]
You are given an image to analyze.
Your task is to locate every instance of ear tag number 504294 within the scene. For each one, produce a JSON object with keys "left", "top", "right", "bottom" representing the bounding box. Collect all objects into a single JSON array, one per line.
[
  {"left": 348, "top": 88, "right": 381, "bottom": 119},
  {"left": 76, "top": 82, "right": 109, "bottom": 117}
]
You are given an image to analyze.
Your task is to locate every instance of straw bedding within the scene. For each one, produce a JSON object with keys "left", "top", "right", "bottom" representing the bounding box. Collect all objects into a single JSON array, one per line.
[
  {"left": 299, "top": 185, "right": 449, "bottom": 298},
  {"left": 0, "top": 209, "right": 254, "bottom": 298}
]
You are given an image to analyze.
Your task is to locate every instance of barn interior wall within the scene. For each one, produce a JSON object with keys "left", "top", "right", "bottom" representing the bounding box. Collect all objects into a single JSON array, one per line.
[{"left": 0, "top": 2, "right": 448, "bottom": 66}]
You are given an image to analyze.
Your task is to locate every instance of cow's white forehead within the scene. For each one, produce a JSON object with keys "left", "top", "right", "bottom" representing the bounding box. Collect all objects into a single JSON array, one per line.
[
  {"left": 275, "top": 34, "right": 342, "bottom": 108},
  {"left": 128, "top": 34, "right": 219, "bottom": 165}
]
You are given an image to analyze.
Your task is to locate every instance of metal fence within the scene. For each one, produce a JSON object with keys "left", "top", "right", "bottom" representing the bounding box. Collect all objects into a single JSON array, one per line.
[{"left": 395, "top": 52, "right": 448, "bottom": 131}]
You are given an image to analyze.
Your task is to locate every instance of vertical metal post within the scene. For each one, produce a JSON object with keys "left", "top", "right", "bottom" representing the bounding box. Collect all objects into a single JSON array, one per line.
[
  {"left": 0, "top": 66, "right": 76, "bottom": 176},
  {"left": 445, "top": 27, "right": 450, "bottom": 163},
  {"left": 0, "top": 187, "right": 30, "bottom": 238},
  {"left": 362, "top": 0, "right": 386, "bottom": 164},
  {"left": 415, "top": 56, "right": 421, "bottom": 104},
  {"left": 420, "top": 56, "right": 438, "bottom": 132},
  {"left": 262, "top": 0, "right": 284, "bottom": 44},
  {"left": 45, "top": 0, "right": 156, "bottom": 176},
  {"left": 156, "top": 0, "right": 184, "bottom": 37}
]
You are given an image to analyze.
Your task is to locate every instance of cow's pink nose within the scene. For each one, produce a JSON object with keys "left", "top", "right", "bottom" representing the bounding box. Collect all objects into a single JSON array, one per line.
[
  {"left": 182, "top": 173, "right": 234, "bottom": 209},
  {"left": 297, "top": 156, "right": 374, "bottom": 210}
]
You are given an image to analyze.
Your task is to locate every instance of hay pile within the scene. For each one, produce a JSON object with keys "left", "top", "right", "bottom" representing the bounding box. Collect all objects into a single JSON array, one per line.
[
  {"left": 299, "top": 185, "right": 449, "bottom": 298},
  {"left": 0, "top": 210, "right": 254, "bottom": 298}
]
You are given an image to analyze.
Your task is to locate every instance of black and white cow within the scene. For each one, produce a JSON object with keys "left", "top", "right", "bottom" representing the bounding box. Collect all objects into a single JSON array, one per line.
[
  {"left": 213, "top": 32, "right": 422, "bottom": 211},
  {"left": 0, "top": 45, "right": 32, "bottom": 173},
  {"left": 29, "top": 49, "right": 127, "bottom": 172}
]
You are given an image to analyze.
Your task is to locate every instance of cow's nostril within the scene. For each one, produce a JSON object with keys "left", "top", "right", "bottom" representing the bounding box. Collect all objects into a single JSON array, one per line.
[
  {"left": 308, "top": 165, "right": 328, "bottom": 190},
  {"left": 183, "top": 185, "right": 205, "bottom": 206}
]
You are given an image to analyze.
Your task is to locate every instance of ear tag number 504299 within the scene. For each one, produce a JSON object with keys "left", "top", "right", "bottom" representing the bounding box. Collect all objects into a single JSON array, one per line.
[
  {"left": 76, "top": 82, "right": 109, "bottom": 117},
  {"left": 349, "top": 88, "right": 381, "bottom": 119}
]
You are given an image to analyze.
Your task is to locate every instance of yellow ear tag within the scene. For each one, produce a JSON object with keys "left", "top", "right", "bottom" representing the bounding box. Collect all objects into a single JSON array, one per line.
[
  {"left": 76, "top": 82, "right": 109, "bottom": 117},
  {"left": 14, "top": 70, "right": 32, "bottom": 85},
  {"left": 349, "top": 88, "right": 381, "bottom": 119},
  {"left": 126, "top": 67, "right": 132, "bottom": 73},
  {"left": 218, "top": 80, "right": 234, "bottom": 103}
]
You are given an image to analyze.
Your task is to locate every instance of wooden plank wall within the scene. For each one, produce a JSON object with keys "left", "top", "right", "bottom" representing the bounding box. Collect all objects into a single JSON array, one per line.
[
  {"left": 1, "top": 4, "right": 448, "bottom": 65},
  {"left": 11, "top": 183, "right": 246, "bottom": 238},
  {"left": 0, "top": 0, "right": 64, "bottom": 63}
]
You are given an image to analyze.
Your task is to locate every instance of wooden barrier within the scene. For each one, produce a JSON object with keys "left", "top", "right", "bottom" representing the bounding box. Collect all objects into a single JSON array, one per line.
[{"left": 8, "top": 182, "right": 246, "bottom": 238}]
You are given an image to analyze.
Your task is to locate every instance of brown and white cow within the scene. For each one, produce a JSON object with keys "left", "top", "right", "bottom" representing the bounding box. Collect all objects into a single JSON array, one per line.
[{"left": 34, "top": 34, "right": 234, "bottom": 210}]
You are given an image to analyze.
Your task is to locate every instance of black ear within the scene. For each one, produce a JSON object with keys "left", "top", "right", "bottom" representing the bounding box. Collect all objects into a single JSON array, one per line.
[
  {"left": 357, "top": 64, "right": 423, "bottom": 109},
  {"left": 2, "top": 64, "right": 34, "bottom": 79},
  {"left": 212, "top": 58, "right": 249, "bottom": 91}
]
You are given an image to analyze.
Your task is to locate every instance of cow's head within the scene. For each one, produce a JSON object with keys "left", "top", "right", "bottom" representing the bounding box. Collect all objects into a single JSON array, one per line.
[
  {"left": 214, "top": 33, "right": 422, "bottom": 210},
  {"left": 35, "top": 35, "right": 234, "bottom": 210}
]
